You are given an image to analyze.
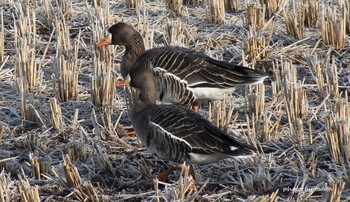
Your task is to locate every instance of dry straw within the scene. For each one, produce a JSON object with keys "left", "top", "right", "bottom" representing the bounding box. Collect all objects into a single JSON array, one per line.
[
  {"left": 93, "top": 0, "right": 104, "bottom": 7},
  {"left": 14, "top": 4, "right": 45, "bottom": 123},
  {"left": 50, "top": 97, "right": 65, "bottom": 131},
  {"left": 95, "top": 145, "right": 115, "bottom": 175},
  {"left": 54, "top": 19, "right": 79, "bottom": 101},
  {"left": 303, "top": 0, "right": 320, "bottom": 27},
  {"left": 2, "top": 0, "right": 350, "bottom": 200},
  {"left": 208, "top": 97, "right": 235, "bottom": 132},
  {"left": 17, "top": 169, "right": 40, "bottom": 202},
  {"left": 65, "top": 141, "right": 88, "bottom": 162},
  {"left": 0, "top": 11, "right": 4, "bottom": 61},
  {"left": 325, "top": 93, "right": 350, "bottom": 165},
  {"left": 327, "top": 180, "right": 345, "bottom": 202},
  {"left": 282, "top": 61, "right": 307, "bottom": 146},
  {"left": 225, "top": 0, "right": 239, "bottom": 12},
  {"left": 42, "top": 0, "right": 53, "bottom": 26},
  {"left": 321, "top": 5, "right": 345, "bottom": 50},
  {"left": 0, "top": 171, "right": 12, "bottom": 202},
  {"left": 0, "top": 125, "right": 3, "bottom": 141},
  {"left": 62, "top": 154, "right": 82, "bottom": 188},
  {"left": 166, "top": 0, "right": 189, "bottom": 17},
  {"left": 260, "top": 0, "right": 279, "bottom": 19},
  {"left": 345, "top": 0, "right": 350, "bottom": 34},
  {"left": 165, "top": 20, "right": 196, "bottom": 47},
  {"left": 247, "top": 4, "right": 265, "bottom": 29},
  {"left": 14, "top": 5, "right": 40, "bottom": 93},
  {"left": 61, "top": 0, "right": 73, "bottom": 19},
  {"left": 74, "top": 181, "right": 101, "bottom": 202},
  {"left": 209, "top": 0, "right": 226, "bottom": 24},
  {"left": 305, "top": 50, "right": 339, "bottom": 98},
  {"left": 284, "top": 2, "right": 304, "bottom": 39},
  {"left": 91, "top": 60, "right": 115, "bottom": 128},
  {"left": 29, "top": 153, "right": 52, "bottom": 180},
  {"left": 247, "top": 26, "right": 269, "bottom": 61},
  {"left": 184, "top": 0, "right": 203, "bottom": 4},
  {"left": 126, "top": 0, "right": 143, "bottom": 9},
  {"left": 246, "top": 82, "right": 273, "bottom": 141}
]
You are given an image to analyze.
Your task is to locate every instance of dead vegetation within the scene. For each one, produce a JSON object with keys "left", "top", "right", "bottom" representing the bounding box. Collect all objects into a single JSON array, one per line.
[
  {"left": 284, "top": 1, "right": 304, "bottom": 39},
  {"left": 208, "top": 0, "right": 226, "bottom": 24},
  {"left": 0, "top": 0, "right": 350, "bottom": 201},
  {"left": 225, "top": 0, "right": 239, "bottom": 12},
  {"left": 247, "top": 3, "right": 265, "bottom": 29}
]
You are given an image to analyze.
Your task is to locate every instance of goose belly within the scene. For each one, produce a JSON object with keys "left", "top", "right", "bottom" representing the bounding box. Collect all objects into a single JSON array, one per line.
[
  {"left": 188, "top": 153, "right": 230, "bottom": 164},
  {"left": 190, "top": 87, "right": 236, "bottom": 100}
]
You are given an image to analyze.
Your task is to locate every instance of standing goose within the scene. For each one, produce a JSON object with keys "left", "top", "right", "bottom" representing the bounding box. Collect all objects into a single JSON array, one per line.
[
  {"left": 129, "top": 59, "right": 255, "bottom": 180},
  {"left": 97, "top": 22, "right": 269, "bottom": 111}
]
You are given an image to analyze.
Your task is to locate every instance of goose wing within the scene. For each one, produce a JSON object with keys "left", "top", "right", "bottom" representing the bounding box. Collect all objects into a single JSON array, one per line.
[
  {"left": 143, "top": 47, "right": 268, "bottom": 88},
  {"left": 147, "top": 105, "right": 254, "bottom": 158}
]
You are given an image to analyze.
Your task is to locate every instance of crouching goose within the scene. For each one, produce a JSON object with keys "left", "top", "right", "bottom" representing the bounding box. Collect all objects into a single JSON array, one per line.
[
  {"left": 129, "top": 59, "right": 255, "bottom": 180},
  {"left": 97, "top": 22, "right": 269, "bottom": 112}
]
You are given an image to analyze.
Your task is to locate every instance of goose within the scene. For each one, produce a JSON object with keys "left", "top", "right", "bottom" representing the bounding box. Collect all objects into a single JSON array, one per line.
[
  {"left": 97, "top": 22, "right": 269, "bottom": 112},
  {"left": 129, "top": 59, "right": 255, "bottom": 180}
]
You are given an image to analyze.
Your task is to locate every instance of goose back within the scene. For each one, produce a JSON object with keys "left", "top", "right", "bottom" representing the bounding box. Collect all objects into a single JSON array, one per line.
[
  {"left": 136, "top": 46, "right": 268, "bottom": 100},
  {"left": 131, "top": 104, "right": 255, "bottom": 164}
]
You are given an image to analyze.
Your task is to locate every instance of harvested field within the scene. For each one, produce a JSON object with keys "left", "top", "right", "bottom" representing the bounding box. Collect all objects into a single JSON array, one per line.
[{"left": 0, "top": 0, "right": 350, "bottom": 201}]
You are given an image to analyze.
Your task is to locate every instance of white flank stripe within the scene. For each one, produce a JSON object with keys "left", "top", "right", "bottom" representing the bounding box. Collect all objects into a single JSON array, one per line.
[
  {"left": 150, "top": 121, "right": 192, "bottom": 148},
  {"left": 154, "top": 67, "right": 189, "bottom": 85},
  {"left": 229, "top": 146, "right": 238, "bottom": 151}
]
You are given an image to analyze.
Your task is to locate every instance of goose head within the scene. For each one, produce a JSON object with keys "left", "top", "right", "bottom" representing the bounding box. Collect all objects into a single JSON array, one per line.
[{"left": 97, "top": 22, "right": 143, "bottom": 48}]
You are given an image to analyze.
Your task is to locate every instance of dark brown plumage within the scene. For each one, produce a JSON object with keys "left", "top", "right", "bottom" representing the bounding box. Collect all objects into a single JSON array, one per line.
[
  {"left": 97, "top": 22, "right": 269, "bottom": 109},
  {"left": 129, "top": 60, "right": 255, "bottom": 165}
]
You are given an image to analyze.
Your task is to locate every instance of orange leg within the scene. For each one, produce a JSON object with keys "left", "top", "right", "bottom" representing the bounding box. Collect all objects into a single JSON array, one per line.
[
  {"left": 157, "top": 166, "right": 177, "bottom": 182},
  {"left": 157, "top": 163, "right": 197, "bottom": 187},
  {"left": 192, "top": 102, "right": 199, "bottom": 113},
  {"left": 125, "top": 130, "right": 136, "bottom": 137},
  {"left": 115, "top": 79, "right": 130, "bottom": 87}
]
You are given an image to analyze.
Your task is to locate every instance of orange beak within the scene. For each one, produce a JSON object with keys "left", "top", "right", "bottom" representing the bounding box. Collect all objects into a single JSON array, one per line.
[{"left": 96, "top": 33, "right": 112, "bottom": 47}]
